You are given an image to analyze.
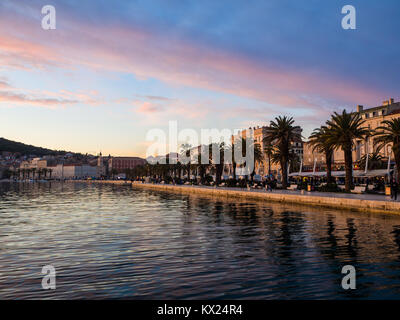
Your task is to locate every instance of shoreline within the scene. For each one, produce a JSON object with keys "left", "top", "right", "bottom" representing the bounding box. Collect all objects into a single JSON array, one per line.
[{"left": 65, "top": 179, "right": 400, "bottom": 215}]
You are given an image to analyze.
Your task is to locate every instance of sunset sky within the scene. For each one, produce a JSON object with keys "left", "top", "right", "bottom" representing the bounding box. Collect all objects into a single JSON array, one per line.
[{"left": 1, "top": 0, "right": 399, "bottom": 156}]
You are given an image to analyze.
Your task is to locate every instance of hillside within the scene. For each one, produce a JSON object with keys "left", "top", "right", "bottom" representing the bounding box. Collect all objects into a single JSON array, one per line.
[{"left": 0, "top": 137, "right": 69, "bottom": 157}]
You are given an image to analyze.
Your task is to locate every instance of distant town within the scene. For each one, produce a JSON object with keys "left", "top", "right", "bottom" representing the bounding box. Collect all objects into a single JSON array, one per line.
[{"left": 0, "top": 140, "right": 146, "bottom": 180}]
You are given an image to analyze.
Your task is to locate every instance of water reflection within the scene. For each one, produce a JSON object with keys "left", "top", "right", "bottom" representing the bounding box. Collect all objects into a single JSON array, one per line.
[{"left": 0, "top": 182, "right": 400, "bottom": 299}]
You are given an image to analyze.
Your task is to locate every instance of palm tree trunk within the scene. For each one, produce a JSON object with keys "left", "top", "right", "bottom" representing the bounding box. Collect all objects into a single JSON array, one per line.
[
  {"left": 281, "top": 157, "right": 288, "bottom": 189},
  {"left": 268, "top": 157, "right": 271, "bottom": 176},
  {"left": 326, "top": 151, "right": 333, "bottom": 184},
  {"left": 233, "top": 161, "right": 237, "bottom": 180},
  {"left": 215, "top": 164, "right": 222, "bottom": 184},
  {"left": 394, "top": 148, "right": 400, "bottom": 182},
  {"left": 344, "top": 146, "right": 353, "bottom": 192}
]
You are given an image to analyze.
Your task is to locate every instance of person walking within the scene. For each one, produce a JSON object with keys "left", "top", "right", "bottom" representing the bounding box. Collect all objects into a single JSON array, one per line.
[
  {"left": 265, "top": 179, "right": 272, "bottom": 192},
  {"left": 391, "top": 179, "right": 398, "bottom": 201}
]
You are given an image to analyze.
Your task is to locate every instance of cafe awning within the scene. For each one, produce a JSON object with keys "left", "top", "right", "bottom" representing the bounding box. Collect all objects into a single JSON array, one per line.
[
  {"left": 355, "top": 169, "right": 393, "bottom": 178},
  {"left": 289, "top": 169, "right": 392, "bottom": 178},
  {"left": 289, "top": 171, "right": 343, "bottom": 177}
]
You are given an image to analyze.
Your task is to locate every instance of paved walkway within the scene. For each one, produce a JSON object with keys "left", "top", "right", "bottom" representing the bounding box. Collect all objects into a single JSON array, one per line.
[
  {"left": 158, "top": 184, "right": 398, "bottom": 203},
  {"left": 71, "top": 180, "right": 400, "bottom": 213},
  {"left": 224, "top": 187, "right": 397, "bottom": 202}
]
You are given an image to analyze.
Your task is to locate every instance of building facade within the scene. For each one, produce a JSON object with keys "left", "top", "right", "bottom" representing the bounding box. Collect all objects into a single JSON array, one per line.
[
  {"left": 332, "top": 98, "right": 400, "bottom": 166},
  {"left": 108, "top": 157, "right": 146, "bottom": 173},
  {"left": 301, "top": 98, "right": 400, "bottom": 174},
  {"left": 49, "top": 164, "right": 99, "bottom": 179},
  {"left": 232, "top": 125, "right": 303, "bottom": 177},
  {"left": 20, "top": 158, "right": 47, "bottom": 170},
  {"left": 302, "top": 142, "right": 326, "bottom": 168}
]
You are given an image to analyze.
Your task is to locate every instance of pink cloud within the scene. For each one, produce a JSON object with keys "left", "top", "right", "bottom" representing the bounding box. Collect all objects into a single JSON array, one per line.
[
  {"left": 0, "top": 34, "right": 66, "bottom": 70},
  {"left": 0, "top": 7, "right": 392, "bottom": 115},
  {"left": 136, "top": 101, "right": 164, "bottom": 114},
  {"left": 0, "top": 91, "right": 78, "bottom": 108},
  {"left": 0, "top": 81, "right": 100, "bottom": 109},
  {"left": 0, "top": 78, "right": 11, "bottom": 89}
]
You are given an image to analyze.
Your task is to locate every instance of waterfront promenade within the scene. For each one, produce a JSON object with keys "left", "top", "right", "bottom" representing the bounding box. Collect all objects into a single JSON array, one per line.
[{"left": 70, "top": 180, "right": 400, "bottom": 215}]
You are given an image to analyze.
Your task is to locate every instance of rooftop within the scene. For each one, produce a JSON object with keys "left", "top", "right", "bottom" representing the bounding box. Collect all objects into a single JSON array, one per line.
[{"left": 357, "top": 98, "right": 400, "bottom": 114}]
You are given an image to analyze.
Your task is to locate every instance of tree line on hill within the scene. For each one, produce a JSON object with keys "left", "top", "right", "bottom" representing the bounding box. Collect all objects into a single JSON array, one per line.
[{"left": 0, "top": 137, "right": 84, "bottom": 157}]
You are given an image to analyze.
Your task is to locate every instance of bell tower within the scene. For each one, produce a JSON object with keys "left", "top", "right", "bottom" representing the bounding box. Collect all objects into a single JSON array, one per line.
[
  {"left": 97, "top": 152, "right": 103, "bottom": 167},
  {"left": 97, "top": 152, "right": 106, "bottom": 178}
]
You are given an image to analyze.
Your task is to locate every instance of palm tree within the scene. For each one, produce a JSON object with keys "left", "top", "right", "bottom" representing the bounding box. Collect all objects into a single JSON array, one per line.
[
  {"left": 308, "top": 126, "right": 335, "bottom": 184},
  {"left": 134, "top": 164, "right": 147, "bottom": 179},
  {"left": 208, "top": 142, "right": 226, "bottom": 184},
  {"left": 175, "top": 161, "right": 182, "bottom": 179},
  {"left": 193, "top": 149, "right": 208, "bottom": 183},
  {"left": 271, "top": 148, "right": 300, "bottom": 171},
  {"left": 250, "top": 142, "right": 263, "bottom": 182},
  {"left": 144, "top": 163, "right": 152, "bottom": 178},
  {"left": 227, "top": 139, "right": 238, "bottom": 180},
  {"left": 124, "top": 168, "right": 133, "bottom": 180},
  {"left": 31, "top": 168, "right": 37, "bottom": 180},
  {"left": 289, "top": 151, "right": 301, "bottom": 173},
  {"left": 263, "top": 116, "right": 302, "bottom": 189},
  {"left": 42, "top": 168, "right": 48, "bottom": 180},
  {"left": 263, "top": 144, "right": 274, "bottom": 177},
  {"left": 153, "top": 162, "right": 161, "bottom": 179},
  {"left": 325, "top": 110, "right": 368, "bottom": 192},
  {"left": 111, "top": 169, "right": 118, "bottom": 179},
  {"left": 180, "top": 143, "right": 192, "bottom": 180},
  {"left": 26, "top": 168, "right": 32, "bottom": 180},
  {"left": 358, "top": 152, "right": 385, "bottom": 170},
  {"left": 229, "top": 136, "right": 262, "bottom": 181},
  {"left": 161, "top": 154, "right": 172, "bottom": 181},
  {"left": 374, "top": 118, "right": 400, "bottom": 180}
]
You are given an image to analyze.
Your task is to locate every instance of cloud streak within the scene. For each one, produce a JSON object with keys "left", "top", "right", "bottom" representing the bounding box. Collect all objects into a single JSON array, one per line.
[
  {"left": 0, "top": 78, "right": 11, "bottom": 89},
  {"left": 0, "top": 80, "right": 100, "bottom": 109},
  {"left": 136, "top": 101, "right": 165, "bottom": 114},
  {"left": 0, "top": 2, "right": 392, "bottom": 116},
  {"left": 0, "top": 91, "right": 78, "bottom": 108}
]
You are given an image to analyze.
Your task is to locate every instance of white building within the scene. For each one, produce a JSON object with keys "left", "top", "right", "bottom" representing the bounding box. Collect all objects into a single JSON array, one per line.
[{"left": 48, "top": 164, "right": 100, "bottom": 179}]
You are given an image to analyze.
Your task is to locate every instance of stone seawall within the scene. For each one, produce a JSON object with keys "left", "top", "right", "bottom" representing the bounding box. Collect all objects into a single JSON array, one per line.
[{"left": 69, "top": 180, "right": 400, "bottom": 215}]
